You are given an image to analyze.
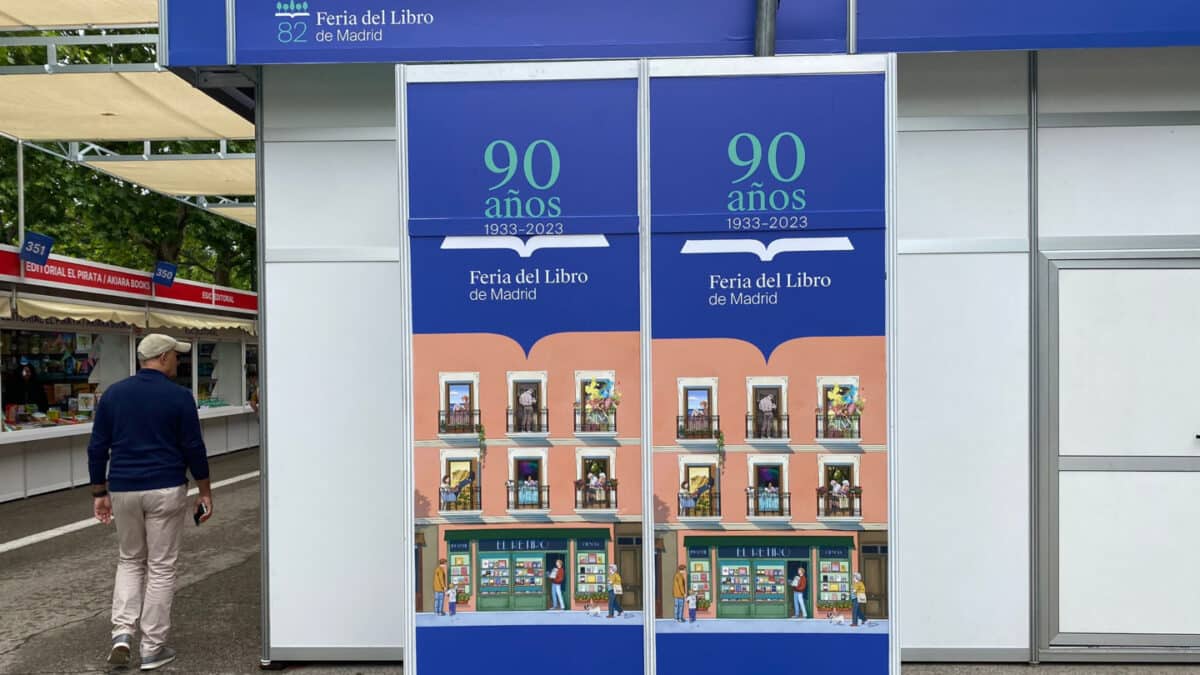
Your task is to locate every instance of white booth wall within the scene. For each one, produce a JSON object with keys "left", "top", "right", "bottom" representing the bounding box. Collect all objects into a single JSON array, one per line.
[
  {"left": 258, "top": 48, "right": 1200, "bottom": 664},
  {"left": 260, "top": 64, "right": 406, "bottom": 660},
  {"left": 897, "top": 46, "right": 1200, "bottom": 662}
]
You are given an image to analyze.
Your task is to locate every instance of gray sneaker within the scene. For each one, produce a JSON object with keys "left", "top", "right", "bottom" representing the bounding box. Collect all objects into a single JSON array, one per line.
[
  {"left": 107, "top": 634, "right": 133, "bottom": 666},
  {"left": 139, "top": 646, "right": 176, "bottom": 671}
]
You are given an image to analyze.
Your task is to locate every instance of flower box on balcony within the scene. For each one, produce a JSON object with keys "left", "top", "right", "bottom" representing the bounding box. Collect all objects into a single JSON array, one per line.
[
  {"left": 438, "top": 409, "right": 483, "bottom": 443},
  {"left": 677, "top": 415, "right": 720, "bottom": 446},
  {"left": 575, "top": 405, "right": 618, "bottom": 439},
  {"left": 815, "top": 411, "right": 862, "bottom": 444}
]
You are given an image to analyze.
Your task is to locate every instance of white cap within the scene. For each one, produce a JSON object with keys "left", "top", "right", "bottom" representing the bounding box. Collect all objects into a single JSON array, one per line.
[{"left": 137, "top": 333, "right": 192, "bottom": 360}]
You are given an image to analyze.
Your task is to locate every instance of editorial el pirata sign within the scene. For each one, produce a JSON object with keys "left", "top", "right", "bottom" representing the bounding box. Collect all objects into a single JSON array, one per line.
[{"left": 0, "top": 247, "right": 258, "bottom": 312}]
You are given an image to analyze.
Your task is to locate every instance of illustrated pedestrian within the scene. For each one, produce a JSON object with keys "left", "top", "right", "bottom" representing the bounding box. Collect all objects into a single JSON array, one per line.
[
  {"left": 550, "top": 559, "right": 566, "bottom": 610},
  {"left": 434, "top": 558, "right": 449, "bottom": 615},
  {"left": 791, "top": 569, "right": 808, "bottom": 618},
  {"left": 447, "top": 582, "right": 458, "bottom": 616},
  {"left": 607, "top": 564, "right": 624, "bottom": 618},
  {"left": 686, "top": 592, "right": 698, "bottom": 622},
  {"left": 852, "top": 572, "right": 868, "bottom": 627},
  {"left": 673, "top": 564, "right": 688, "bottom": 622},
  {"left": 88, "top": 335, "right": 211, "bottom": 671}
]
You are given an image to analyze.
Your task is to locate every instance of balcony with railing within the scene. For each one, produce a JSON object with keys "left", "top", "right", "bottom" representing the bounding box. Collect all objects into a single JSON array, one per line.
[
  {"left": 506, "top": 482, "right": 550, "bottom": 511},
  {"left": 438, "top": 409, "right": 481, "bottom": 438},
  {"left": 507, "top": 407, "right": 549, "bottom": 436},
  {"left": 745, "top": 413, "right": 790, "bottom": 442},
  {"left": 745, "top": 488, "right": 791, "bottom": 518},
  {"left": 574, "top": 479, "right": 618, "bottom": 511},
  {"left": 677, "top": 415, "right": 720, "bottom": 443},
  {"left": 816, "top": 486, "right": 863, "bottom": 519},
  {"left": 678, "top": 489, "right": 721, "bottom": 518},
  {"left": 816, "top": 412, "right": 862, "bottom": 443},
  {"left": 575, "top": 405, "right": 617, "bottom": 436},
  {"left": 438, "top": 483, "right": 482, "bottom": 513}
]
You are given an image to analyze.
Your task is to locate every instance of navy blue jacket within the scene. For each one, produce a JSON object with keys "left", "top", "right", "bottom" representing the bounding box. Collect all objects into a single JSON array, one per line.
[{"left": 87, "top": 369, "right": 210, "bottom": 491}]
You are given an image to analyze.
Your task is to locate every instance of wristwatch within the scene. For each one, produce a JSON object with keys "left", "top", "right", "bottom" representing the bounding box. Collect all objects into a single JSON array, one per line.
[{"left": 92, "top": 488, "right": 108, "bottom": 498}]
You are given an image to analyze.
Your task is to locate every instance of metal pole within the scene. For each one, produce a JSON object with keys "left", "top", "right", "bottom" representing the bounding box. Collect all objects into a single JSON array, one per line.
[
  {"left": 17, "top": 140, "right": 25, "bottom": 279},
  {"left": 754, "top": 0, "right": 779, "bottom": 57}
]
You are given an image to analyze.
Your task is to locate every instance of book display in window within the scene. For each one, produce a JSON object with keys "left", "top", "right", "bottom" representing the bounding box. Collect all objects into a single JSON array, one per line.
[
  {"left": 753, "top": 562, "right": 786, "bottom": 603},
  {"left": 818, "top": 559, "right": 851, "bottom": 607},
  {"left": 689, "top": 559, "right": 711, "bottom": 603},
  {"left": 450, "top": 553, "right": 471, "bottom": 597},
  {"left": 576, "top": 552, "right": 608, "bottom": 596},
  {"left": 719, "top": 561, "right": 751, "bottom": 602},
  {"left": 512, "top": 555, "right": 545, "bottom": 594},
  {"left": 479, "top": 554, "right": 511, "bottom": 596}
]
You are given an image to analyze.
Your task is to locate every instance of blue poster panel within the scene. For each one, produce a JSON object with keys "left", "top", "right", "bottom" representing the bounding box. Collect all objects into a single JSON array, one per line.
[
  {"left": 407, "top": 73, "right": 644, "bottom": 675},
  {"left": 650, "top": 72, "right": 888, "bottom": 674},
  {"left": 226, "top": 0, "right": 845, "bottom": 66}
]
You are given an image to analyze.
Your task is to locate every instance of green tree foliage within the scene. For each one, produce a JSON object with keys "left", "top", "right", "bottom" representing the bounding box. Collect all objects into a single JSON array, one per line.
[
  {"left": 0, "top": 139, "right": 257, "bottom": 290},
  {"left": 0, "top": 32, "right": 256, "bottom": 290}
]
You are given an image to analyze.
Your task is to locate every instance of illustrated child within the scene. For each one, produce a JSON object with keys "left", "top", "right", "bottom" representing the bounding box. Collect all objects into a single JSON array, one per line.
[
  {"left": 686, "top": 592, "right": 698, "bottom": 623},
  {"left": 447, "top": 582, "right": 457, "bottom": 616}
]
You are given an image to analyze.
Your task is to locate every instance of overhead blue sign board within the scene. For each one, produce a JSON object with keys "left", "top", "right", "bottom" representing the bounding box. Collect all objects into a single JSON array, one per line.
[
  {"left": 165, "top": 0, "right": 1200, "bottom": 67},
  {"left": 650, "top": 73, "right": 885, "bottom": 362}
]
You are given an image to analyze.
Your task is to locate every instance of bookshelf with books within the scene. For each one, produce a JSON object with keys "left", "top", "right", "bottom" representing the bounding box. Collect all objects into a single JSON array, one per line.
[
  {"left": 717, "top": 560, "right": 752, "bottom": 618},
  {"left": 688, "top": 559, "right": 711, "bottom": 606},
  {"left": 752, "top": 561, "right": 787, "bottom": 618},
  {"left": 512, "top": 554, "right": 546, "bottom": 610},
  {"left": 817, "top": 557, "right": 852, "bottom": 610},
  {"left": 450, "top": 552, "right": 471, "bottom": 599},
  {"left": 575, "top": 551, "right": 608, "bottom": 600},
  {"left": 477, "top": 553, "right": 511, "bottom": 611}
]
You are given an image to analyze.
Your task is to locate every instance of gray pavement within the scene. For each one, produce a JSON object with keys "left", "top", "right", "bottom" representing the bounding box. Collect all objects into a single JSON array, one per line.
[{"left": 1, "top": 447, "right": 1197, "bottom": 674}]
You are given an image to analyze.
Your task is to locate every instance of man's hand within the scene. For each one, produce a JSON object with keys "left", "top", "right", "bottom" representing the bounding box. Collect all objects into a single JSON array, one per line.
[
  {"left": 196, "top": 494, "right": 213, "bottom": 523},
  {"left": 94, "top": 495, "right": 112, "bottom": 524},
  {"left": 196, "top": 478, "right": 214, "bottom": 524}
]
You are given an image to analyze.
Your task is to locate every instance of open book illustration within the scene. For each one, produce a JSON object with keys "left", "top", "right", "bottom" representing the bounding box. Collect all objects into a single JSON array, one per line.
[
  {"left": 440, "top": 235, "right": 610, "bottom": 258},
  {"left": 679, "top": 236, "right": 854, "bottom": 262}
]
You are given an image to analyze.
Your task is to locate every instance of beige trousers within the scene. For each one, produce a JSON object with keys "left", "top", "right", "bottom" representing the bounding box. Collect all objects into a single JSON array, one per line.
[{"left": 111, "top": 484, "right": 189, "bottom": 656}]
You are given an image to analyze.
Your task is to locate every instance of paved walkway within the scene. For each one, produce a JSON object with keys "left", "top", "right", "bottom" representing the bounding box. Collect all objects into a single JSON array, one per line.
[{"left": 1, "top": 447, "right": 1196, "bottom": 674}]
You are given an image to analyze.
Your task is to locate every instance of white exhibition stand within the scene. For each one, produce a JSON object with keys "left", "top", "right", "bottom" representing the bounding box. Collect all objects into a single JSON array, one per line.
[{"left": 0, "top": 406, "right": 259, "bottom": 503}]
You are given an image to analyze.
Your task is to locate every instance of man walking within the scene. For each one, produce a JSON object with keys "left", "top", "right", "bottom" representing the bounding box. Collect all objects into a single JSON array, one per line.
[
  {"left": 672, "top": 564, "right": 688, "bottom": 622},
  {"left": 88, "top": 334, "right": 212, "bottom": 671},
  {"left": 606, "top": 564, "right": 624, "bottom": 618}
]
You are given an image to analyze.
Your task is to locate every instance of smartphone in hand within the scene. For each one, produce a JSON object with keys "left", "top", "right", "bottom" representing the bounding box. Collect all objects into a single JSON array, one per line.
[{"left": 194, "top": 501, "right": 209, "bottom": 526}]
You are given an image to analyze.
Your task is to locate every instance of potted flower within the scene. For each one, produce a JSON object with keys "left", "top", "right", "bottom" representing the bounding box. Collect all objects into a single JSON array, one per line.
[
  {"left": 456, "top": 590, "right": 470, "bottom": 604},
  {"left": 696, "top": 597, "right": 712, "bottom": 611},
  {"left": 581, "top": 378, "right": 621, "bottom": 431},
  {"left": 823, "top": 385, "right": 866, "bottom": 438}
]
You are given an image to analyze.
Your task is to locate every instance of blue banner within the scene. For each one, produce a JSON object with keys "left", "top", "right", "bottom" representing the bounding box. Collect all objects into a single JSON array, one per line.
[
  {"left": 167, "top": 0, "right": 1200, "bottom": 66},
  {"left": 650, "top": 74, "right": 886, "bottom": 362},
  {"left": 224, "top": 0, "right": 845, "bottom": 66},
  {"left": 651, "top": 230, "right": 884, "bottom": 361},
  {"left": 650, "top": 74, "right": 885, "bottom": 235},
  {"left": 20, "top": 231, "right": 54, "bottom": 266},
  {"left": 408, "top": 79, "right": 638, "bottom": 237},
  {"left": 410, "top": 234, "right": 639, "bottom": 353},
  {"left": 153, "top": 261, "right": 178, "bottom": 287},
  {"left": 858, "top": 0, "right": 1200, "bottom": 53}
]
